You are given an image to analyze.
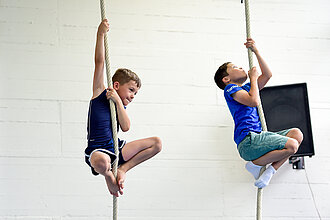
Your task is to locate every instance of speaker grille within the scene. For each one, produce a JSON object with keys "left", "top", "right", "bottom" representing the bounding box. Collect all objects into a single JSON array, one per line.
[{"left": 260, "top": 83, "right": 314, "bottom": 157}]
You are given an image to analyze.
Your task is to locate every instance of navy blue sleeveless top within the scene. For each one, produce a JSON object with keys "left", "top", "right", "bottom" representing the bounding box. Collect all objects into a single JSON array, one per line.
[{"left": 87, "top": 89, "right": 119, "bottom": 145}]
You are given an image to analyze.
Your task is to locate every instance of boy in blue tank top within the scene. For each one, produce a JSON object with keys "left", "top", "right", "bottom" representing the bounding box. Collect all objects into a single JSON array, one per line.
[
  {"left": 214, "top": 38, "right": 303, "bottom": 188},
  {"left": 84, "top": 19, "right": 162, "bottom": 197}
]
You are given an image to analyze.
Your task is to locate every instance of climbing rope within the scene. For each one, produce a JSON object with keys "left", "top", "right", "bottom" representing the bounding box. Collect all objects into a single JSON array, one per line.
[
  {"left": 99, "top": 0, "right": 119, "bottom": 219},
  {"left": 243, "top": 0, "right": 267, "bottom": 219}
]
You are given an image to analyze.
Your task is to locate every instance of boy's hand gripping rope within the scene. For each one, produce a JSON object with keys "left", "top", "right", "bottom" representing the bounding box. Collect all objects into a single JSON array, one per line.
[
  {"left": 99, "top": 0, "right": 119, "bottom": 219},
  {"left": 243, "top": 0, "right": 267, "bottom": 219}
]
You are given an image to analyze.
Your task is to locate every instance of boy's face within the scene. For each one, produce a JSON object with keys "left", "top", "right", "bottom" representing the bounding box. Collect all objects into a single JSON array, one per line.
[
  {"left": 224, "top": 63, "right": 247, "bottom": 84},
  {"left": 115, "top": 80, "right": 139, "bottom": 106}
]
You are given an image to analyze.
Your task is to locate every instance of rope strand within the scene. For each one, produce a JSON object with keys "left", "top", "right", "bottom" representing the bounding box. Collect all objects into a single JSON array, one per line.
[
  {"left": 100, "top": 0, "right": 119, "bottom": 219},
  {"left": 243, "top": 0, "right": 267, "bottom": 219}
]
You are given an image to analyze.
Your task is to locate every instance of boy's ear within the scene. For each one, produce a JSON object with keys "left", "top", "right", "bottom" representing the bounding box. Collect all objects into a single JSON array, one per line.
[
  {"left": 113, "top": 81, "right": 120, "bottom": 90},
  {"left": 222, "top": 76, "right": 230, "bottom": 84}
]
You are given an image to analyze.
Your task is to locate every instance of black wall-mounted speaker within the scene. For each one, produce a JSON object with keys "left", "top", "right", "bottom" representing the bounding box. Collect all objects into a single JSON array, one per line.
[{"left": 260, "top": 83, "right": 314, "bottom": 157}]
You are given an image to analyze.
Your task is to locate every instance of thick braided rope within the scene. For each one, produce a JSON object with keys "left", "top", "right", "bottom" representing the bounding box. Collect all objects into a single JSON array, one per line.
[
  {"left": 243, "top": 0, "right": 267, "bottom": 219},
  {"left": 99, "top": 0, "right": 119, "bottom": 219}
]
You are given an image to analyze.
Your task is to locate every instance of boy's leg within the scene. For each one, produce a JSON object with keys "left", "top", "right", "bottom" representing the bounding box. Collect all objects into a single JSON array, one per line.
[
  {"left": 90, "top": 151, "right": 122, "bottom": 197},
  {"left": 254, "top": 128, "right": 303, "bottom": 188},
  {"left": 271, "top": 128, "right": 303, "bottom": 169},
  {"left": 252, "top": 137, "right": 299, "bottom": 166},
  {"left": 117, "top": 137, "right": 162, "bottom": 189},
  {"left": 252, "top": 138, "right": 297, "bottom": 188},
  {"left": 245, "top": 146, "right": 294, "bottom": 181},
  {"left": 253, "top": 128, "right": 303, "bottom": 167}
]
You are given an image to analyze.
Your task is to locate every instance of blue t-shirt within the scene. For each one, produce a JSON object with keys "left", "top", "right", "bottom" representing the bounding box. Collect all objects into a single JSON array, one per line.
[
  {"left": 87, "top": 89, "right": 124, "bottom": 145},
  {"left": 224, "top": 83, "right": 262, "bottom": 145}
]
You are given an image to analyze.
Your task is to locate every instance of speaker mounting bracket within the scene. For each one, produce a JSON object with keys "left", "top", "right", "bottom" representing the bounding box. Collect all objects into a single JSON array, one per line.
[{"left": 289, "top": 156, "right": 305, "bottom": 169}]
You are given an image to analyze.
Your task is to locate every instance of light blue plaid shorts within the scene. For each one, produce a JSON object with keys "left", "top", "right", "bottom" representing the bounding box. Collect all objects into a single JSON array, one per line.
[{"left": 237, "top": 129, "right": 292, "bottom": 161}]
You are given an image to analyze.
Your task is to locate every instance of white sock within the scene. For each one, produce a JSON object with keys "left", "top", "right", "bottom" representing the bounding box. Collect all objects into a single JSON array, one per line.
[
  {"left": 245, "top": 161, "right": 263, "bottom": 180},
  {"left": 254, "top": 165, "right": 276, "bottom": 188}
]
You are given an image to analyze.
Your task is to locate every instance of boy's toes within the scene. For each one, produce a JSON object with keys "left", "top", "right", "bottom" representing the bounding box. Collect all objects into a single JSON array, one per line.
[
  {"left": 112, "top": 191, "right": 119, "bottom": 197},
  {"left": 119, "top": 188, "right": 124, "bottom": 195},
  {"left": 119, "top": 180, "right": 124, "bottom": 189}
]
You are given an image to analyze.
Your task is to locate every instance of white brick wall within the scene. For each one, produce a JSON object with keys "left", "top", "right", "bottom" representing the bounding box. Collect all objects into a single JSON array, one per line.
[{"left": 1, "top": 0, "right": 329, "bottom": 219}]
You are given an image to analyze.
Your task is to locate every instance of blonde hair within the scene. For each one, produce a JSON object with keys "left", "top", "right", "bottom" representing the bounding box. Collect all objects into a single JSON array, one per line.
[{"left": 112, "top": 68, "right": 141, "bottom": 88}]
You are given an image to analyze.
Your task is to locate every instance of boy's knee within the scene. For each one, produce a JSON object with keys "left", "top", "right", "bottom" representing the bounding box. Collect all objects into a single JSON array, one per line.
[
  {"left": 91, "top": 155, "right": 110, "bottom": 175},
  {"left": 152, "top": 136, "right": 162, "bottom": 153},
  {"left": 289, "top": 128, "right": 304, "bottom": 144},
  {"left": 286, "top": 138, "right": 299, "bottom": 155}
]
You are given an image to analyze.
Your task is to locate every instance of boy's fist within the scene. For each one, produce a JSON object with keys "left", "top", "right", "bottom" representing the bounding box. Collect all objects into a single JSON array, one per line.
[
  {"left": 98, "top": 19, "right": 109, "bottom": 35},
  {"left": 244, "top": 38, "right": 258, "bottom": 53},
  {"left": 106, "top": 87, "right": 121, "bottom": 103},
  {"left": 248, "top": 66, "right": 258, "bottom": 79}
]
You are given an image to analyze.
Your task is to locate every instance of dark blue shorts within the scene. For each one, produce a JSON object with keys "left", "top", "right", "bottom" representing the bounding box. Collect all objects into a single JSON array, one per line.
[{"left": 84, "top": 139, "right": 126, "bottom": 176}]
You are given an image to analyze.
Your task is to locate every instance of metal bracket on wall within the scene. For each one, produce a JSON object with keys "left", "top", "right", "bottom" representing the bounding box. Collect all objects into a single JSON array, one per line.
[{"left": 289, "top": 156, "right": 305, "bottom": 169}]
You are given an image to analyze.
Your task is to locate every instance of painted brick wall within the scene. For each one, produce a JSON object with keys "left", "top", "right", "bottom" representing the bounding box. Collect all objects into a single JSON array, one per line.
[{"left": 0, "top": 0, "right": 329, "bottom": 219}]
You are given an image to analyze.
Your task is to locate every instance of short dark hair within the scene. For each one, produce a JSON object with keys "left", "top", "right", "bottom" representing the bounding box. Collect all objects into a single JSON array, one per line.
[
  {"left": 214, "top": 62, "right": 230, "bottom": 90},
  {"left": 112, "top": 68, "right": 141, "bottom": 88}
]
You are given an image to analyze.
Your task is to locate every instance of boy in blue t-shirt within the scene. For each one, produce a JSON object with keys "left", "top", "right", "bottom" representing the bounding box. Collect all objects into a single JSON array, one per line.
[
  {"left": 84, "top": 19, "right": 162, "bottom": 197},
  {"left": 214, "top": 38, "right": 303, "bottom": 188}
]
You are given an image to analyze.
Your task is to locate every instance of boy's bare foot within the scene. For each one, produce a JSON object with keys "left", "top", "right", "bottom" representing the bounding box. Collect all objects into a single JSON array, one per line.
[
  {"left": 105, "top": 171, "right": 120, "bottom": 197},
  {"left": 117, "top": 168, "right": 126, "bottom": 195}
]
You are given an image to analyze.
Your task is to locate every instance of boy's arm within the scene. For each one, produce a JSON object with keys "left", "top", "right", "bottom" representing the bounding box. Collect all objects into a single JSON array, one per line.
[
  {"left": 255, "top": 51, "right": 272, "bottom": 90},
  {"left": 106, "top": 88, "right": 131, "bottom": 132},
  {"left": 92, "top": 19, "right": 109, "bottom": 98},
  {"left": 232, "top": 67, "right": 260, "bottom": 107},
  {"left": 116, "top": 101, "right": 130, "bottom": 132},
  {"left": 245, "top": 38, "right": 272, "bottom": 90}
]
